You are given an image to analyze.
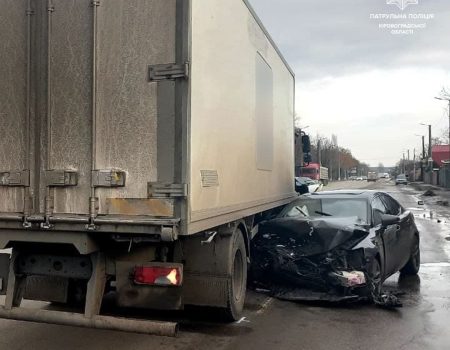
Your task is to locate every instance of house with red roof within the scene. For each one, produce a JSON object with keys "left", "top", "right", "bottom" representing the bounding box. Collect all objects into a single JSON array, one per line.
[{"left": 432, "top": 145, "right": 450, "bottom": 167}]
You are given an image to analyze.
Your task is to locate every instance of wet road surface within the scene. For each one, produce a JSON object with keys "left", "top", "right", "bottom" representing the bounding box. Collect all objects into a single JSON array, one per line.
[{"left": 1, "top": 180, "right": 449, "bottom": 349}]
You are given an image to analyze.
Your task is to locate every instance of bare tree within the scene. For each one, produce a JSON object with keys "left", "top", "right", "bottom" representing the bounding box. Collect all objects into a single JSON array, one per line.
[{"left": 309, "top": 135, "right": 364, "bottom": 179}]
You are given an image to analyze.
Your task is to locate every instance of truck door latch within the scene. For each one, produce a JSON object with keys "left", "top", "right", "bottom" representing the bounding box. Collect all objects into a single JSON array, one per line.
[
  {"left": 0, "top": 170, "right": 30, "bottom": 187},
  {"left": 45, "top": 170, "right": 78, "bottom": 187},
  {"left": 92, "top": 170, "right": 126, "bottom": 188}
]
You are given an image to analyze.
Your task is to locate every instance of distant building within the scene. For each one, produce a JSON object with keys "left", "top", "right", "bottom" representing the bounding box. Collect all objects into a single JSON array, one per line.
[{"left": 432, "top": 145, "right": 450, "bottom": 167}]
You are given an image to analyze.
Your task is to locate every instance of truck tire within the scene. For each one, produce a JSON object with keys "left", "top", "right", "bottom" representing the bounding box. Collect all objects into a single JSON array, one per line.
[{"left": 221, "top": 229, "right": 247, "bottom": 321}]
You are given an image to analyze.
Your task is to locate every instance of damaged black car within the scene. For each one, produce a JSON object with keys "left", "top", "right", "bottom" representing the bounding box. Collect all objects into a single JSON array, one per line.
[{"left": 251, "top": 190, "right": 420, "bottom": 306}]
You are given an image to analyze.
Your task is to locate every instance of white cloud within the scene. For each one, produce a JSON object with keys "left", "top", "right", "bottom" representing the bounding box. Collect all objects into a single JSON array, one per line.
[{"left": 297, "top": 68, "right": 450, "bottom": 165}]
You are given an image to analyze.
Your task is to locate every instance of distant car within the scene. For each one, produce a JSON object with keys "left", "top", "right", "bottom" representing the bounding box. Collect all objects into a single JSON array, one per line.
[
  {"left": 356, "top": 176, "right": 363, "bottom": 181},
  {"left": 395, "top": 174, "right": 408, "bottom": 185},
  {"left": 295, "top": 177, "right": 322, "bottom": 194},
  {"left": 367, "top": 172, "right": 377, "bottom": 182},
  {"left": 252, "top": 190, "right": 420, "bottom": 304},
  {"left": 361, "top": 176, "right": 368, "bottom": 181}
]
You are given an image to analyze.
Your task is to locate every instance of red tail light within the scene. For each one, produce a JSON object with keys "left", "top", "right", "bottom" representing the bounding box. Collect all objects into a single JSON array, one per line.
[{"left": 134, "top": 265, "right": 183, "bottom": 286}]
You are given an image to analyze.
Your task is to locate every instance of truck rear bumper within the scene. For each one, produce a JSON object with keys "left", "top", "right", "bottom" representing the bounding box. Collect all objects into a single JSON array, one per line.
[
  {"left": 0, "top": 213, "right": 180, "bottom": 243},
  {"left": 0, "top": 306, "right": 178, "bottom": 336},
  {"left": 0, "top": 251, "right": 180, "bottom": 336}
]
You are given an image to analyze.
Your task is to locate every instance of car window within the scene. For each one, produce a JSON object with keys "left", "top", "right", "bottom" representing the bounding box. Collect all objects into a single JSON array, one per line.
[
  {"left": 371, "top": 196, "right": 387, "bottom": 225},
  {"left": 381, "top": 194, "right": 402, "bottom": 215},
  {"left": 283, "top": 204, "right": 309, "bottom": 218}
]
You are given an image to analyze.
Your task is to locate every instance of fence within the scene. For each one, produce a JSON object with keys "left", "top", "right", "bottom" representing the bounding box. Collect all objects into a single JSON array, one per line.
[{"left": 439, "top": 165, "right": 450, "bottom": 189}]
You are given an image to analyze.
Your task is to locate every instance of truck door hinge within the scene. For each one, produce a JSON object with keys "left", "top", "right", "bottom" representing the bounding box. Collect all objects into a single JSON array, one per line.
[
  {"left": 92, "top": 170, "right": 126, "bottom": 188},
  {"left": 45, "top": 170, "right": 78, "bottom": 187},
  {"left": 0, "top": 170, "right": 30, "bottom": 187},
  {"left": 148, "top": 63, "right": 189, "bottom": 81},
  {"left": 147, "top": 183, "right": 188, "bottom": 198}
]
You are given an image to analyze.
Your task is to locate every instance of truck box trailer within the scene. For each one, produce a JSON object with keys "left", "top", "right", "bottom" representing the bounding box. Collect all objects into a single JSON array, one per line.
[{"left": 0, "top": 0, "right": 295, "bottom": 334}]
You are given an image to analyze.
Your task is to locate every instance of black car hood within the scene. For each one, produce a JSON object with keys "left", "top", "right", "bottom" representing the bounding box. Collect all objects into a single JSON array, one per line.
[{"left": 257, "top": 216, "right": 370, "bottom": 257}]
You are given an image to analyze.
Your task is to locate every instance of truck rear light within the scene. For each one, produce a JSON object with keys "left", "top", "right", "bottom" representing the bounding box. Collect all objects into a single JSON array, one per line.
[{"left": 133, "top": 266, "right": 182, "bottom": 286}]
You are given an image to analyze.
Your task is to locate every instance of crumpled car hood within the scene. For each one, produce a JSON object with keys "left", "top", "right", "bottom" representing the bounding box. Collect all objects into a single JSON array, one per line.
[
  {"left": 257, "top": 216, "right": 370, "bottom": 257},
  {"left": 251, "top": 216, "right": 402, "bottom": 307}
]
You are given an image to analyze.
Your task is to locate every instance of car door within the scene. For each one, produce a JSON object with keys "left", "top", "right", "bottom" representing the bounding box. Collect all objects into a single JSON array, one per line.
[
  {"left": 381, "top": 194, "right": 415, "bottom": 269},
  {"left": 371, "top": 195, "right": 399, "bottom": 278}
]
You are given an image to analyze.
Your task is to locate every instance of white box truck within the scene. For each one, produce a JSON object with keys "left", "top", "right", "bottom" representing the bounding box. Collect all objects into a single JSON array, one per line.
[{"left": 0, "top": 0, "right": 295, "bottom": 335}]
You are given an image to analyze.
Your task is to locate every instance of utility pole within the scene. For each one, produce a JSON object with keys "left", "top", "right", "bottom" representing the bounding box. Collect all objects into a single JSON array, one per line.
[
  {"left": 428, "top": 124, "right": 432, "bottom": 159},
  {"left": 329, "top": 155, "right": 333, "bottom": 181},
  {"left": 420, "top": 123, "right": 432, "bottom": 182},
  {"left": 415, "top": 134, "right": 425, "bottom": 181},
  {"left": 421, "top": 136, "right": 425, "bottom": 181},
  {"left": 413, "top": 149, "right": 416, "bottom": 181},
  {"left": 338, "top": 150, "right": 341, "bottom": 181},
  {"left": 403, "top": 152, "right": 406, "bottom": 174},
  {"left": 421, "top": 136, "right": 425, "bottom": 159},
  {"left": 407, "top": 149, "right": 410, "bottom": 174},
  {"left": 317, "top": 139, "right": 322, "bottom": 166}
]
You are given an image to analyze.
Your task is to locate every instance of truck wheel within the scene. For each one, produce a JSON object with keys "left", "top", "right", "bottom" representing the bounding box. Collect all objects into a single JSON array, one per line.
[{"left": 221, "top": 229, "right": 247, "bottom": 321}]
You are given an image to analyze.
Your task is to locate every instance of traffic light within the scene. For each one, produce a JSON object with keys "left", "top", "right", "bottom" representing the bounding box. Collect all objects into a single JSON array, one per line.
[{"left": 302, "top": 134, "right": 311, "bottom": 153}]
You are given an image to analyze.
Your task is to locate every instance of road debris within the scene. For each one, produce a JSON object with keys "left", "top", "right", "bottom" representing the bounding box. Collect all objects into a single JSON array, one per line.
[
  {"left": 423, "top": 189, "right": 436, "bottom": 197},
  {"left": 373, "top": 292, "right": 403, "bottom": 308}
]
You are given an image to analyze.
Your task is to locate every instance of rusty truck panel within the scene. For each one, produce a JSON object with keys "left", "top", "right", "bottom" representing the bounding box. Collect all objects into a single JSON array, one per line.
[
  {"left": 0, "top": 0, "right": 28, "bottom": 214},
  {"left": 0, "top": 0, "right": 180, "bottom": 237}
]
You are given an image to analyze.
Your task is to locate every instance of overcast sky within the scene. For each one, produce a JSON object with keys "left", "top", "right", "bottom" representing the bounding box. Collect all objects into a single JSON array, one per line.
[{"left": 249, "top": 0, "right": 450, "bottom": 166}]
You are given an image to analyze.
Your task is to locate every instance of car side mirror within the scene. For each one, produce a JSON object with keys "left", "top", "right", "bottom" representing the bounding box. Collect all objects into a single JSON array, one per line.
[{"left": 381, "top": 214, "right": 400, "bottom": 227}]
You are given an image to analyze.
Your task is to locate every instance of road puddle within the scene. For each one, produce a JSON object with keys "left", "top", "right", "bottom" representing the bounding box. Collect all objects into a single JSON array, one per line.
[
  {"left": 406, "top": 207, "right": 425, "bottom": 211},
  {"left": 421, "top": 262, "right": 450, "bottom": 268}
]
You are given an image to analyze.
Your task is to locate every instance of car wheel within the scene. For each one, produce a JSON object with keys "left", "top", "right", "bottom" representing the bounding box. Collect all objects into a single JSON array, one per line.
[
  {"left": 401, "top": 237, "right": 420, "bottom": 275},
  {"left": 369, "top": 258, "right": 382, "bottom": 297}
]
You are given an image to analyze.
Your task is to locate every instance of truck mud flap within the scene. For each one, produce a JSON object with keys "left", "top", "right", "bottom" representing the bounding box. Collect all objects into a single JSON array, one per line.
[{"left": 0, "top": 307, "right": 178, "bottom": 337}]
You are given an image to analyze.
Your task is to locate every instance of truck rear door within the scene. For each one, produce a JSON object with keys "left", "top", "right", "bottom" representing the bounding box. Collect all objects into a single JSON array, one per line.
[
  {"left": 0, "top": 0, "right": 30, "bottom": 217},
  {"left": 0, "top": 0, "right": 185, "bottom": 237}
]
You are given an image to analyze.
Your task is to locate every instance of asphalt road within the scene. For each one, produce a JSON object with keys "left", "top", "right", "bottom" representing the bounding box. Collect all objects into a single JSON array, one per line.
[{"left": 1, "top": 180, "right": 449, "bottom": 350}]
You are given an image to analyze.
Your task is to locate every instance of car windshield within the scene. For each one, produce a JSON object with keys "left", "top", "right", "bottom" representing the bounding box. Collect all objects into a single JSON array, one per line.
[
  {"left": 281, "top": 197, "right": 368, "bottom": 223},
  {"left": 301, "top": 168, "right": 317, "bottom": 175},
  {"left": 397, "top": 175, "right": 406, "bottom": 179}
]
